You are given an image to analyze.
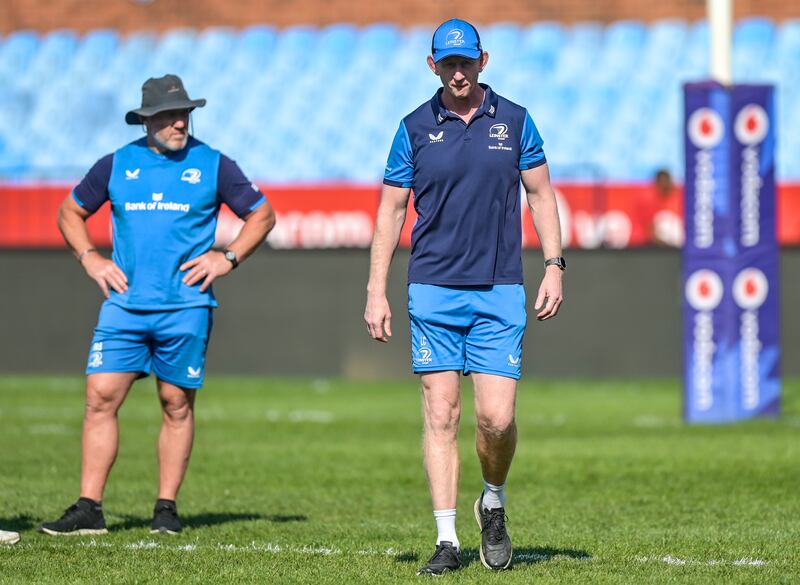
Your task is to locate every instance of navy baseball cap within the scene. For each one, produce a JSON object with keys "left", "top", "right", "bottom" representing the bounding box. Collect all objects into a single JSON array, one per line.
[{"left": 431, "top": 19, "right": 483, "bottom": 63}]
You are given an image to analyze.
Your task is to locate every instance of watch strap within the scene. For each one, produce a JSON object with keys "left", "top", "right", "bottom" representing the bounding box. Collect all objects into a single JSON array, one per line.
[{"left": 223, "top": 249, "right": 239, "bottom": 269}]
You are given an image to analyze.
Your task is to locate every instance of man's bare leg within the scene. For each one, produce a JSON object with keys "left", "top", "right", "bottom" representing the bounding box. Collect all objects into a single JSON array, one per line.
[
  {"left": 472, "top": 372, "right": 517, "bottom": 570},
  {"left": 473, "top": 373, "right": 518, "bottom": 488},
  {"left": 155, "top": 380, "right": 196, "bottom": 501},
  {"left": 420, "top": 370, "right": 462, "bottom": 553},
  {"left": 80, "top": 372, "right": 138, "bottom": 502},
  {"left": 421, "top": 371, "right": 462, "bottom": 509},
  {"left": 39, "top": 372, "right": 136, "bottom": 535}
]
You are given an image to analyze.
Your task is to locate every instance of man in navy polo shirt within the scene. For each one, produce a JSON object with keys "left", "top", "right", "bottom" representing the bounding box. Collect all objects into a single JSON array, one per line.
[
  {"left": 365, "top": 20, "right": 565, "bottom": 575},
  {"left": 40, "top": 75, "right": 275, "bottom": 536}
]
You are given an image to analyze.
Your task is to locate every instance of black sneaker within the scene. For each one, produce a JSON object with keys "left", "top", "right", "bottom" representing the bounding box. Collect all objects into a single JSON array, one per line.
[
  {"left": 39, "top": 498, "right": 108, "bottom": 536},
  {"left": 474, "top": 494, "right": 512, "bottom": 570},
  {"left": 150, "top": 499, "right": 181, "bottom": 534},
  {"left": 417, "top": 541, "right": 462, "bottom": 576}
]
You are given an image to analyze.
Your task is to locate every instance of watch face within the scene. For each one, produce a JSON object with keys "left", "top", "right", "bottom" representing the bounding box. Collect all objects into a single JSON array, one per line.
[{"left": 225, "top": 251, "right": 235, "bottom": 261}]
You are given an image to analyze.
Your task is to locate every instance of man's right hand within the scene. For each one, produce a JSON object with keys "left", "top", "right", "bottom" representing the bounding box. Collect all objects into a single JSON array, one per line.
[
  {"left": 81, "top": 252, "right": 128, "bottom": 298},
  {"left": 364, "top": 293, "right": 392, "bottom": 343}
]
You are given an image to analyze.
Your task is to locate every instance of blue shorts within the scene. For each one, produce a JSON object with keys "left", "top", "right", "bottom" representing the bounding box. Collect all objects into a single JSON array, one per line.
[
  {"left": 85, "top": 302, "right": 214, "bottom": 389},
  {"left": 408, "top": 283, "right": 526, "bottom": 379}
]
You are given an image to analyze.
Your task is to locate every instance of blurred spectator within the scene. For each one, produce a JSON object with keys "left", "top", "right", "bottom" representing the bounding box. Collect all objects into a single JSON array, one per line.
[{"left": 636, "top": 168, "right": 684, "bottom": 247}]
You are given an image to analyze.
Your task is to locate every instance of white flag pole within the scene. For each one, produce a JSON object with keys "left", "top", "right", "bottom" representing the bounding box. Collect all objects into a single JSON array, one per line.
[{"left": 707, "top": 0, "right": 733, "bottom": 85}]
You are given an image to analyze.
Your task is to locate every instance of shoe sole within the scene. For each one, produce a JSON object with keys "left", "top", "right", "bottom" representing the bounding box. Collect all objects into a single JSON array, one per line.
[
  {"left": 150, "top": 528, "right": 180, "bottom": 535},
  {"left": 474, "top": 497, "right": 512, "bottom": 571},
  {"left": 416, "top": 567, "right": 455, "bottom": 576},
  {"left": 39, "top": 527, "right": 108, "bottom": 536}
]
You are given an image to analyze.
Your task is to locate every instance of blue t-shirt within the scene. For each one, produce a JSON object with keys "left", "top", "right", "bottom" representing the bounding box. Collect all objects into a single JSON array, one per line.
[
  {"left": 384, "top": 84, "right": 545, "bottom": 286},
  {"left": 72, "top": 137, "right": 266, "bottom": 310}
]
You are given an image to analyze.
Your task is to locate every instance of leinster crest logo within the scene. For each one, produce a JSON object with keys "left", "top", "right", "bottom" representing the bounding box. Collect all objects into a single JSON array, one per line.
[{"left": 181, "top": 168, "right": 202, "bottom": 184}]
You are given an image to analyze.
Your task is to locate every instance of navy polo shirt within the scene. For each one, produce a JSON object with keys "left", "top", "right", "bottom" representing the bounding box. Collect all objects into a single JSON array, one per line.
[{"left": 384, "top": 84, "right": 546, "bottom": 286}]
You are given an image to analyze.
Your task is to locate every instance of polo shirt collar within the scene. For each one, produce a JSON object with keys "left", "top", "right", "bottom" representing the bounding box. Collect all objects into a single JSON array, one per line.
[{"left": 431, "top": 83, "right": 498, "bottom": 125}]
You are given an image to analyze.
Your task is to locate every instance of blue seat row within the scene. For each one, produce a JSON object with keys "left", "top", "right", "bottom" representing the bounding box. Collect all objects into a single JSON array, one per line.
[{"left": 0, "top": 18, "right": 798, "bottom": 182}]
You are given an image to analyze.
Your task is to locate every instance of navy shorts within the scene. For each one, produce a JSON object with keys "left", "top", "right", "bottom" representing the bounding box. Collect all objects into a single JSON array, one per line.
[
  {"left": 85, "top": 302, "right": 214, "bottom": 389},
  {"left": 408, "top": 284, "right": 526, "bottom": 379}
]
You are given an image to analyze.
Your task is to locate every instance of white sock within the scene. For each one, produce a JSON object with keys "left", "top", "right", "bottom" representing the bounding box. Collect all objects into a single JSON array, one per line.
[
  {"left": 482, "top": 481, "right": 506, "bottom": 510},
  {"left": 433, "top": 508, "right": 459, "bottom": 550}
]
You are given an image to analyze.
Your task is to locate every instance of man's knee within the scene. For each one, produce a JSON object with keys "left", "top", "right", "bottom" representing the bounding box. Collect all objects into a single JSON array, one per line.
[
  {"left": 423, "top": 398, "right": 460, "bottom": 437},
  {"left": 476, "top": 411, "right": 516, "bottom": 440},
  {"left": 159, "top": 388, "right": 195, "bottom": 424},
  {"left": 420, "top": 373, "right": 461, "bottom": 438},
  {"left": 85, "top": 376, "right": 129, "bottom": 416}
]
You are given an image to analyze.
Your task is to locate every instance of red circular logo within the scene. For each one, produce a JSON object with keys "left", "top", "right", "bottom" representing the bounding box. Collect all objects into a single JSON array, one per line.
[
  {"left": 685, "top": 269, "right": 724, "bottom": 311},
  {"left": 734, "top": 104, "right": 768, "bottom": 146},
  {"left": 688, "top": 108, "right": 724, "bottom": 149},
  {"left": 732, "top": 268, "right": 768, "bottom": 309}
]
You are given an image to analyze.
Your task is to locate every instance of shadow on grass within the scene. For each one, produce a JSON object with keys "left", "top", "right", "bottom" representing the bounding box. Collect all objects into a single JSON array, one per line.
[
  {"left": 459, "top": 546, "right": 592, "bottom": 567},
  {"left": 395, "top": 551, "right": 419, "bottom": 563},
  {"left": 111, "top": 512, "right": 307, "bottom": 531},
  {"left": 394, "top": 547, "right": 591, "bottom": 568},
  {"left": 0, "top": 515, "right": 35, "bottom": 532}
]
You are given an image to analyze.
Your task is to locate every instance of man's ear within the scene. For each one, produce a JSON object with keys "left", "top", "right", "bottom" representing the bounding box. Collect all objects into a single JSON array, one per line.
[
  {"left": 427, "top": 55, "right": 438, "bottom": 75},
  {"left": 478, "top": 51, "right": 489, "bottom": 72}
]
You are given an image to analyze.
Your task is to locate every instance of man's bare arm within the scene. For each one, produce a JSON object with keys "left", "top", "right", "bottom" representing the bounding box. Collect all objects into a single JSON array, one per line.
[
  {"left": 522, "top": 164, "right": 564, "bottom": 321},
  {"left": 365, "top": 185, "right": 412, "bottom": 342},
  {"left": 57, "top": 195, "right": 128, "bottom": 298},
  {"left": 181, "top": 202, "right": 276, "bottom": 292}
]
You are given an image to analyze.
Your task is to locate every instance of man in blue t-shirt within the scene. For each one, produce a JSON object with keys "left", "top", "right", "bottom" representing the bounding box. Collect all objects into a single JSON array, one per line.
[
  {"left": 40, "top": 75, "right": 275, "bottom": 536},
  {"left": 364, "top": 20, "right": 566, "bottom": 575}
]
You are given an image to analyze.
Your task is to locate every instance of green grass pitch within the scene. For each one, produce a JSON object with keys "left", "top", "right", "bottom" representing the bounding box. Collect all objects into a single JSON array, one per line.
[{"left": 0, "top": 376, "right": 798, "bottom": 583}]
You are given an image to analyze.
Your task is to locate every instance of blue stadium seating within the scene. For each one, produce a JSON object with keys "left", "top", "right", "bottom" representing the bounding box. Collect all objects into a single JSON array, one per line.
[
  {"left": 70, "top": 29, "right": 119, "bottom": 80},
  {"left": 0, "top": 30, "right": 40, "bottom": 82},
  {"left": 518, "top": 22, "right": 564, "bottom": 74},
  {"left": 0, "top": 18, "right": 796, "bottom": 182}
]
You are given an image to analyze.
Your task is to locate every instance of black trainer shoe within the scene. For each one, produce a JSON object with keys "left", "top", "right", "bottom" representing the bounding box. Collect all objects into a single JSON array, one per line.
[
  {"left": 150, "top": 499, "right": 181, "bottom": 534},
  {"left": 474, "top": 493, "right": 512, "bottom": 570},
  {"left": 417, "top": 541, "right": 462, "bottom": 576},
  {"left": 39, "top": 498, "right": 108, "bottom": 536}
]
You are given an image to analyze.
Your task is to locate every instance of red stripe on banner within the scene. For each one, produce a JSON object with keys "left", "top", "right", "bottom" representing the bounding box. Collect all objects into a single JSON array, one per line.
[
  {"left": 778, "top": 183, "right": 800, "bottom": 245},
  {"left": 1, "top": 182, "right": 798, "bottom": 249},
  {"left": 0, "top": 187, "right": 112, "bottom": 248}
]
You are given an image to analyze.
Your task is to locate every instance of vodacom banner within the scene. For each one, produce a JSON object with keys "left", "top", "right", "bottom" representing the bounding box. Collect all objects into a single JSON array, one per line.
[
  {"left": 683, "top": 82, "right": 781, "bottom": 423},
  {"left": 2, "top": 178, "right": 800, "bottom": 250},
  {"left": 0, "top": 182, "right": 687, "bottom": 250}
]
